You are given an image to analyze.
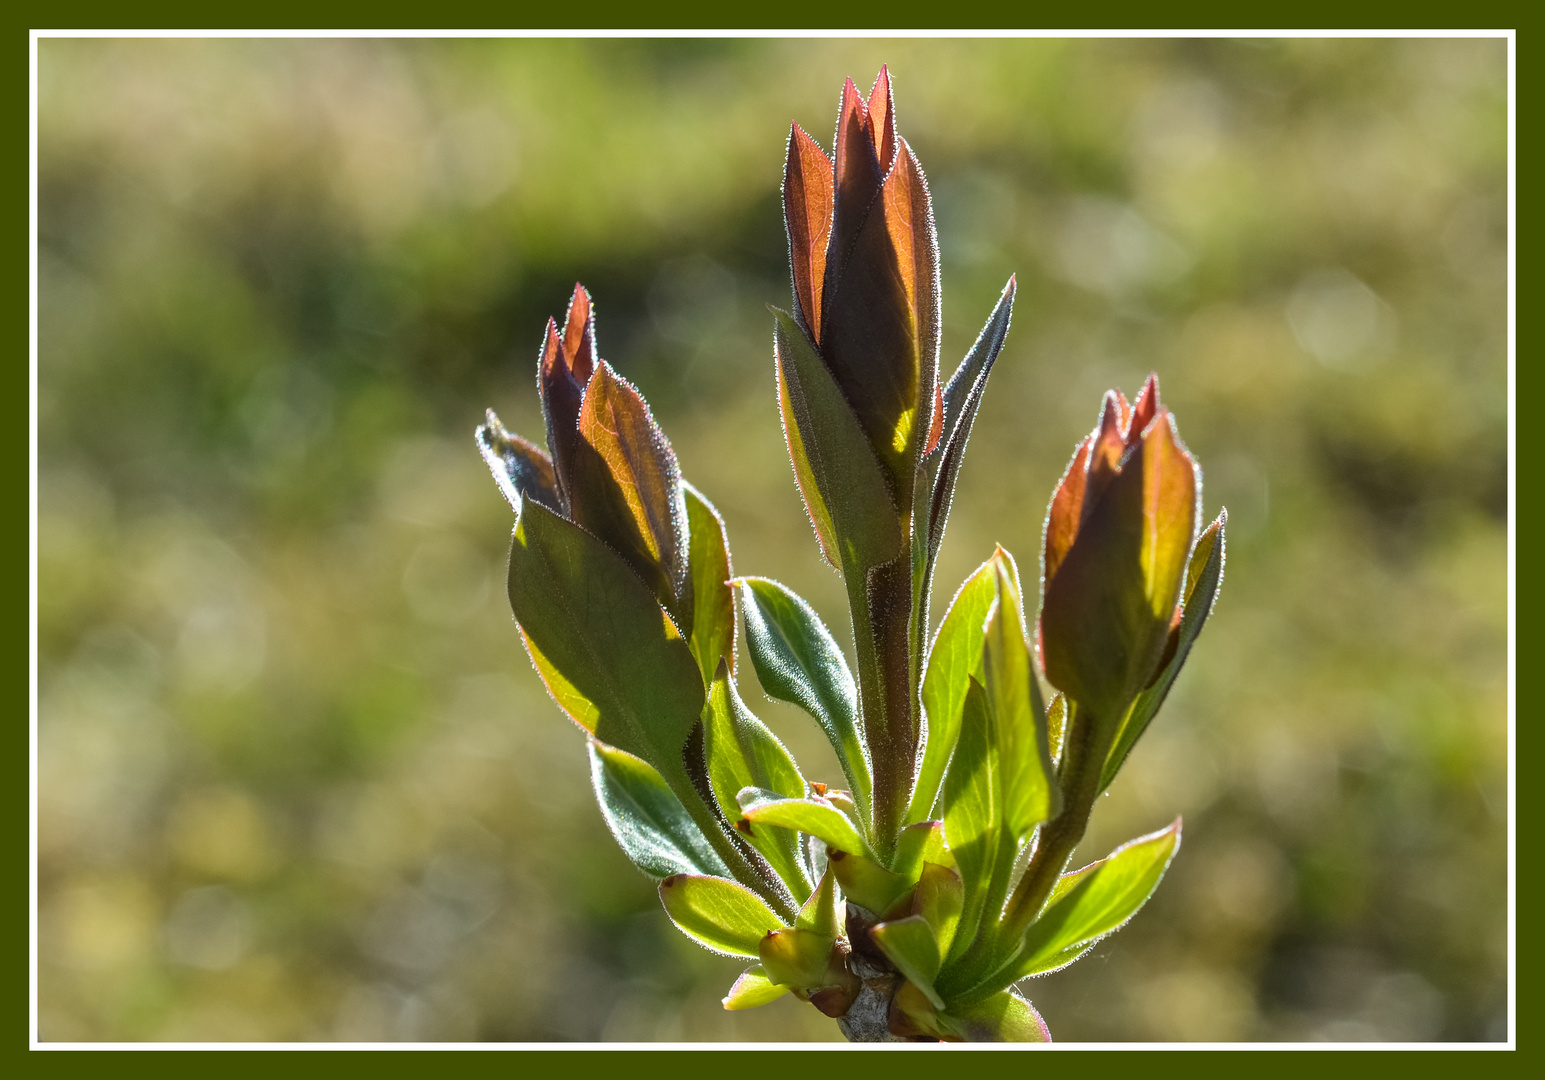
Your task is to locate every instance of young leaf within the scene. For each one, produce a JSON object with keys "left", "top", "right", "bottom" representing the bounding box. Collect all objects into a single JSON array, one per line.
[
  {"left": 568, "top": 361, "right": 690, "bottom": 617},
  {"left": 659, "top": 873, "right": 787, "bottom": 958},
  {"left": 796, "top": 866, "right": 843, "bottom": 940},
  {"left": 912, "top": 861, "right": 965, "bottom": 960},
  {"left": 919, "top": 277, "right": 1016, "bottom": 567},
  {"left": 893, "top": 819, "right": 953, "bottom": 882},
  {"left": 735, "top": 577, "right": 872, "bottom": 812},
  {"left": 937, "top": 988, "right": 1051, "bottom": 1043},
  {"left": 870, "top": 915, "right": 944, "bottom": 1007},
  {"left": 509, "top": 498, "right": 705, "bottom": 783},
  {"left": 1100, "top": 510, "right": 1227, "bottom": 790},
  {"left": 738, "top": 789, "right": 872, "bottom": 861},
  {"left": 723, "top": 965, "right": 790, "bottom": 1010},
  {"left": 772, "top": 308, "right": 904, "bottom": 572},
  {"left": 909, "top": 557, "right": 996, "bottom": 823},
  {"left": 828, "top": 849, "right": 911, "bottom": 916},
  {"left": 476, "top": 410, "right": 561, "bottom": 514},
  {"left": 683, "top": 481, "right": 737, "bottom": 687},
  {"left": 702, "top": 661, "right": 810, "bottom": 895},
  {"left": 1014, "top": 819, "right": 1182, "bottom": 979},
  {"left": 759, "top": 927, "right": 835, "bottom": 988},
  {"left": 982, "top": 553, "right": 1056, "bottom": 838},
  {"left": 940, "top": 677, "right": 1000, "bottom": 963},
  {"left": 588, "top": 740, "right": 731, "bottom": 880}
]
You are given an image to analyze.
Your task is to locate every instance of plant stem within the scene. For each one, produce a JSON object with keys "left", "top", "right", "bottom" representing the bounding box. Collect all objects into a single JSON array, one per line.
[
  {"left": 997, "top": 703, "right": 1111, "bottom": 954},
  {"left": 846, "top": 553, "right": 916, "bottom": 864}
]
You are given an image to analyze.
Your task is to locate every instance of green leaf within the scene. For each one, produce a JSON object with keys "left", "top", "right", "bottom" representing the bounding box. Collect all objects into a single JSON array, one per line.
[
  {"left": 941, "top": 677, "right": 1000, "bottom": 963},
  {"left": 587, "top": 740, "right": 730, "bottom": 880},
  {"left": 772, "top": 308, "right": 904, "bottom": 572},
  {"left": 870, "top": 916, "right": 944, "bottom": 1007},
  {"left": 796, "top": 866, "right": 843, "bottom": 940},
  {"left": 759, "top": 927, "right": 834, "bottom": 988},
  {"left": 894, "top": 819, "right": 954, "bottom": 882},
  {"left": 659, "top": 873, "right": 787, "bottom": 958},
  {"left": 735, "top": 576, "right": 872, "bottom": 814},
  {"left": 982, "top": 553, "right": 1056, "bottom": 838},
  {"left": 938, "top": 988, "right": 1050, "bottom": 1043},
  {"left": 738, "top": 789, "right": 873, "bottom": 861},
  {"left": 907, "top": 280, "right": 1017, "bottom": 715},
  {"left": 910, "top": 557, "right": 996, "bottom": 824},
  {"left": 702, "top": 662, "right": 810, "bottom": 896},
  {"left": 1101, "top": 510, "right": 1227, "bottom": 790},
  {"left": 722, "top": 965, "right": 790, "bottom": 1010},
  {"left": 919, "top": 277, "right": 1016, "bottom": 574},
  {"left": 509, "top": 497, "right": 705, "bottom": 783},
  {"left": 682, "top": 481, "right": 736, "bottom": 687},
  {"left": 828, "top": 849, "right": 912, "bottom": 916},
  {"left": 912, "top": 861, "right": 965, "bottom": 960},
  {"left": 1014, "top": 819, "right": 1182, "bottom": 979}
]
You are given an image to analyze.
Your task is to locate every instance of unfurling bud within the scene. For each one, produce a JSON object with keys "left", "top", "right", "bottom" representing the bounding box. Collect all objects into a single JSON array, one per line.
[
  {"left": 1037, "top": 374, "right": 1201, "bottom": 723},
  {"left": 779, "top": 67, "right": 942, "bottom": 562},
  {"left": 478, "top": 283, "right": 690, "bottom": 624}
]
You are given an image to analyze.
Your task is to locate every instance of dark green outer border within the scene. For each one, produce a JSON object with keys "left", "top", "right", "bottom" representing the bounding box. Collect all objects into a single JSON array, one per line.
[{"left": 21, "top": 19, "right": 1522, "bottom": 1069}]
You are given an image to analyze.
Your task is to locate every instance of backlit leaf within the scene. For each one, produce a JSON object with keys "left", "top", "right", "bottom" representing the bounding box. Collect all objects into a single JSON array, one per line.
[
  {"left": 738, "top": 789, "right": 872, "bottom": 861},
  {"left": 982, "top": 553, "right": 1056, "bottom": 838},
  {"left": 682, "top": 481, "right": 736, "bottom": 686},
  {"left": 508, "top": 498, "right": 704, "bottom": 782},
  {"left": 659, "top": 873, "right": 787, "bottom": 958},
  {"left": 941, "top": 677, "right": 1000, "bottom": 963},
  {"left": 722, "top": 965, "right": 790, "bottom": 1010},
  {"left": 568, "top": 361, "right": 689, "bottom": 617},
  {"left": 476, "top": 410, "right": 560, "bottom": 514},
  {"left": 1101, "top": 510, "right": 1226, "bottom": 790},
  {"left": 1014, "top": 819, "right": 1182, "bottom": 979},
  {"left": 938, "top": 988, "right": 1051, "bottom": 1043},
  {"left": 910, "top": 557, "right": 996, "bottom": 823},
  {"left": 870, "top": 915, "right": 944, "bottom": 1007}
]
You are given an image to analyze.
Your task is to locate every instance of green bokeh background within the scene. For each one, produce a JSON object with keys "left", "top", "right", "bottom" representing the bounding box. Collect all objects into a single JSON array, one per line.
[{"left": 36, "top": 37, "right": 1509, "bottom": 1042}]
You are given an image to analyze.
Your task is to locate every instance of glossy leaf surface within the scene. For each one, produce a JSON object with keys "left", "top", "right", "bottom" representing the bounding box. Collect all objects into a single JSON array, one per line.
[{"left": 587, "top": 740, "right": 729, "bottom": 880}]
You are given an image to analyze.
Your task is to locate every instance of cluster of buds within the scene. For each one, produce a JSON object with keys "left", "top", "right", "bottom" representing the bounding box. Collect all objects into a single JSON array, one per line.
[{"left": 478, "top": 69, "right": 1225, "bottom": 1042}]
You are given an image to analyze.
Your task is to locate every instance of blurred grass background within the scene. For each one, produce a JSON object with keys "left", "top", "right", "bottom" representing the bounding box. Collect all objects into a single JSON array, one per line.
[{"left": 35, "top": 37, "right": 1508, "bottom": 1042}]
